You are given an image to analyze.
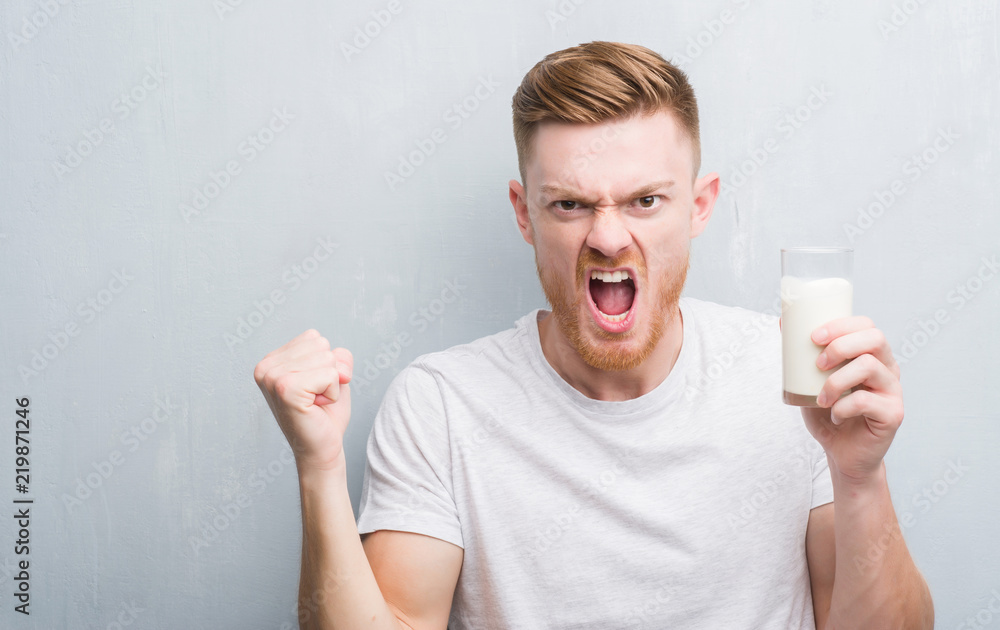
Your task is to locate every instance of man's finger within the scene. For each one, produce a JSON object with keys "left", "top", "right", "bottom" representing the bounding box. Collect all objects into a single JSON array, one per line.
[
  {"left": 274, "top": 367, "right": 342, "bottom": 406},
  {"left": 829, "top": 388, "right": 903, "bottom": 434},
  {"left": 333, "top": 347, "right": 353, "bottom": 375},
  {"left": 810, "top": 315, "right": 876, "bottom": 345},
  {"left": 281, "top": 330, "right": 331, "bottom": 358},
  {"left": 817, "top": 353, "right": 898, "bottom": 409},
  {"left": 817, "top": 327, "right": 896, "bottom": 375}
]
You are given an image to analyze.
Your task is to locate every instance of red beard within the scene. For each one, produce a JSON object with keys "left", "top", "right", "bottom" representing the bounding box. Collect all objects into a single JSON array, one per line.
[{"left": 536, "top": 247, "right": 689, "bottom": 372}]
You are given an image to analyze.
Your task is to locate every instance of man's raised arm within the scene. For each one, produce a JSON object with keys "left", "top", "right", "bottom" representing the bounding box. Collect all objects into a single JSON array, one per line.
[
  {"left": 799, "top": 316, "right": 934, "bottom": 628},
  {"left": 254, "top": 330, "right": 462, "bottom": 629}
]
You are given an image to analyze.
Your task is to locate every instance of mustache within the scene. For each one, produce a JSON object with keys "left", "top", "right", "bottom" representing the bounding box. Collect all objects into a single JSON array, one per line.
[{"left": 575, "top": 250, "right": 646, "bottom": 276}]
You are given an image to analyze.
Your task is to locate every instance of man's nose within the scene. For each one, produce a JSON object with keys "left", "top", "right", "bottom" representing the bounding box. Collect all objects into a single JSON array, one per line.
[{"left": 585, "top": 207, "right": 632, "bottom": 259}]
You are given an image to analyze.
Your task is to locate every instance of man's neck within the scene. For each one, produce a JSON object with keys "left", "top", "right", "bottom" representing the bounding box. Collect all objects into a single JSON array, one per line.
[{"left": 536, "top": 305, "right": 684, "bottom": 402}]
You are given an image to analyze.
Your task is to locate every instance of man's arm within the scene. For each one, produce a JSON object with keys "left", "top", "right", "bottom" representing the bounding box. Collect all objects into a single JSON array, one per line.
[
  {"left": 297, "top": 465, "right": 463, "bottom": 630},
  {"left": 806, "top": 478, "right": 934, "bottom": 630},
  {"left": 296, "top": 464, "right": 405, "bottom": 629},
  {"left": 796, "top": 316, "right": 934, "bottom": 629},
  {"left": 805, "top": 503, "right": 835, "bottom": 628},
  {"left": 254, "top": 330, "right": 462, "bottom": 629},
  {"left": 362, "top": 530, "right": 464, "bottom": 629}
]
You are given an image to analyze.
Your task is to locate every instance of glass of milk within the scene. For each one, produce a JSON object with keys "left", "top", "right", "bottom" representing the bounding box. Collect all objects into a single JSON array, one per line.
[{"left": 781, "top": 247, "right": 853, "bottom": 407}]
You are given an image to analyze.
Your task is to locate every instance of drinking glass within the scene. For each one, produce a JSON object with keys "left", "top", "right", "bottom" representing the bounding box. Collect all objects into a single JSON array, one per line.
[{"left": 781, "top": 247, "right": 853, "bottom": 407}]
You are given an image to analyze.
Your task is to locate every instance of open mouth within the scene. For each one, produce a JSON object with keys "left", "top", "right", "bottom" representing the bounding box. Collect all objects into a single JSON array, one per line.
[{"left": 586, "top": 268, "right": 637, "bottom": 332}]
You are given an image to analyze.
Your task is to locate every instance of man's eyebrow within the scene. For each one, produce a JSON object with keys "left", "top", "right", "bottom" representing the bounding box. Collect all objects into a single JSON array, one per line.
[
  {"left": 627, "top": 180, "right": 676, "bottom": 198},
  {"left": 537, "top": 184, "right": 582, "bottom": 199},
  {"left": 537, "top": 180, "right": 676, "bottom": 202}
]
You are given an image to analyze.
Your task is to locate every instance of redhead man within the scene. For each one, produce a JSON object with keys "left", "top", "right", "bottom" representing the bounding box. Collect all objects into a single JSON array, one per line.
[{"left": 254, "top": 41, "right": 933, "bottom": 629}]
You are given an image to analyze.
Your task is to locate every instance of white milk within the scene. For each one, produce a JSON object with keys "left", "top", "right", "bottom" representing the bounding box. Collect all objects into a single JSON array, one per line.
[{"left": 781, "top": 276, "right": 853, "bottom": 397}]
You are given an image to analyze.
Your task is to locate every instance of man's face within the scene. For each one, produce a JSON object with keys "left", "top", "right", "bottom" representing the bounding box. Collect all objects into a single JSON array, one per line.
[{"left": 509, "top": 110, "right": 717, "bottom": 372}]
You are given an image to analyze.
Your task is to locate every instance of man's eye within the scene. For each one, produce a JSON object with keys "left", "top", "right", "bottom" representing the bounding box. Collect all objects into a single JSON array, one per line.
[
  {"left": 638, "top": 196, "right": 658, "bottom": 208},
  {"left": 556, "top": 200, "right": 578, "bottom": 211}
]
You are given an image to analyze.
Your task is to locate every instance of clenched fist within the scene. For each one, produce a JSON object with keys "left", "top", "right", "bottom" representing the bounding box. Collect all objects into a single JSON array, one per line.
[{"left": 254, "top": 329, "right": 354, "bottom": 474}]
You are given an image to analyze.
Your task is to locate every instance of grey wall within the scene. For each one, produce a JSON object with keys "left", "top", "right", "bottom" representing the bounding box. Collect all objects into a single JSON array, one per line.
[{"left": 1, "top": 0, "right": 997, "bottom": 627}]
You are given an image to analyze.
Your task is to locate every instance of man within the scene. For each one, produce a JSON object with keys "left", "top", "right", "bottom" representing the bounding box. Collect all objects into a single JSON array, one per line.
[{"left": 254, "top": 41, "right": 934, "bottom": 629}]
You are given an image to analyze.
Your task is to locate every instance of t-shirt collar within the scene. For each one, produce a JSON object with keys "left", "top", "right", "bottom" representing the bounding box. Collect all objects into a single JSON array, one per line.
[{"left": 519, "top": 297, "right": 692, "bottom": 418}]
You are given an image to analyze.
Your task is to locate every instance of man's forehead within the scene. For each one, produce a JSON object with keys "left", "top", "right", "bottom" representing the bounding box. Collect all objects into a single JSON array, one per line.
[
  {"left": 536, "top": 178, "right": 677, "bottom": 200},
  {"left": 526, "top": 111, "right": 693, "bottom": 192}
]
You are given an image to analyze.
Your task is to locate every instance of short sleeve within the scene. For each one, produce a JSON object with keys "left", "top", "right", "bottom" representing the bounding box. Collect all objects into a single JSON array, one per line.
[
  {"left": 355, "top": 362, "right": 464, "bottom": 549},
  {"left": 810, "top": 440, "right": 834, "bottom": 509}
]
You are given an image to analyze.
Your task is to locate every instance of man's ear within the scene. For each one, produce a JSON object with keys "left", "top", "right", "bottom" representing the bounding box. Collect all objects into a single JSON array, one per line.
[
  {"left": 690, "top": 172, "right": 720, "bottom": 239},
  {"left": 509, "top": 179, "right": 534, "bottom": 245}
]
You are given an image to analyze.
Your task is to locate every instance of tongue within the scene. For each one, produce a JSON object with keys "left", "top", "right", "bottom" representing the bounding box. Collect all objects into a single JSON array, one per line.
[{"left": 590, "top": 279, "right": 635, "bottom": 316}]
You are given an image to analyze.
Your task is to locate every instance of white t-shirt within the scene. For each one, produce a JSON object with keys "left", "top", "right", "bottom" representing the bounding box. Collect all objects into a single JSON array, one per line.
[{"left": 356, "top": 296, "right": 834, "bottom": 629}]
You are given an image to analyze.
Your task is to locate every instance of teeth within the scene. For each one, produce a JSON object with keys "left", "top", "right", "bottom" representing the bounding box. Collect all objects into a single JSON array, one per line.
[
  {"left": 599, "top": 310, "right": 628, "bottom": 322},
  {"left": 589, "top": 269, "right": 634, "bottom": 324},
  {"left": 589, "top": 269, "right": 631, "bottom": 282}
]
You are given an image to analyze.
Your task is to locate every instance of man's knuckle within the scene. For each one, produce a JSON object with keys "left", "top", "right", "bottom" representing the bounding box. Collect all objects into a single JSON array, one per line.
[
  {"left": 855, "top": 391, "right": 874, "bottom": 414},
  {"left": 891, "top": 403, "right": 904, "bottom": 426},
  {"left": 825, "top": 338, "right": 843, "bottom": 358},
  {"left": 274, "top": 375, "right": 293, "bottom": 398},
  {"left": 260, "top": 372, "right": 274, "bottom": 392}
]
